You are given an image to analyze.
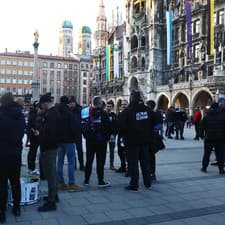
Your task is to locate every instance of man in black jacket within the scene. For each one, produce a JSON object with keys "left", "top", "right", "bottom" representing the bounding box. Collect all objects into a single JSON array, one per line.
[
  {"left": 105, "top": 100, "right": 117, "bottom": 170},
  {"left": 0, "top": 93, "right": 26, "bottom": 223},
  {"left": 36, "top": 94, "right": 60, "bottom": 212},
  {"left": 56, "top": 96, "right": 82, "bottom": 192},
  {"left": 199, "top": 103, "right": 225, "bottom": 174},
  {"left": 118, "top": 91, "right": 155, "bottom": 191},
  {"left": 69, "top": 96, "right": 85, "bottom": 171},
  {"left": 27, "top": 101, "right": 40, "bottom": 174},
  {"left": 83, "top": 96, "right": 111, "bottom": 187}
]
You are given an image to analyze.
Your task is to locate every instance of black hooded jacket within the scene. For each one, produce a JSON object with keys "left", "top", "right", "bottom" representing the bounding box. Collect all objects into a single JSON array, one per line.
[
  {"left": 199, "top": 108, "right": 225, "bottom": 141},
  {"left": 118, "top": 100, "right": 155, "bottom": 147},
  {"left": 0, "top": 102, "right": 26, "bottom": 164}
]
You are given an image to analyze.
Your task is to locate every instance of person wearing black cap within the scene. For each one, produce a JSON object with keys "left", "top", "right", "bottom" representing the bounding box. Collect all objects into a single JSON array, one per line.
[
  {"left": 36, "top": 94, "right": 60, "bottom": 212},
  {"left": 118, "top": 91, "right": 155, "bottom": 191},
  {"left": 199, "top": 102, "right": 225, "bottom": 174},
  {"left": 0, "top": 93, "right": 26, "bottom": 223}
]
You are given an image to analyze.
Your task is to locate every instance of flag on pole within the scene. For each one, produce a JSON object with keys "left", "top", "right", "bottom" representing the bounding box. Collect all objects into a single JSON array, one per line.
[
  {"left": 207, "top": 0, "right": 214, "bottom": 55},
  {"left": 185, "top": 0, "right": 192, "bottom": 60},
  {"left": 113, "top": 41, "right": 119, "bottom": 79},
  {"left": 166, "top": 10, "right": 173, "bottom": 65},
  {"left": 105, "top": 45, "right": 111, "bottom": 81}
]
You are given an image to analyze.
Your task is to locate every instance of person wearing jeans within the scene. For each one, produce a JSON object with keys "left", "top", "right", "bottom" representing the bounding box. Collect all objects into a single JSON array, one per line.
[
  {"left": 56, "top": 96, "right": 82, "bottom": 192},
  {"left": 57, "top": 143, "right": 76, "bottom": 186}
]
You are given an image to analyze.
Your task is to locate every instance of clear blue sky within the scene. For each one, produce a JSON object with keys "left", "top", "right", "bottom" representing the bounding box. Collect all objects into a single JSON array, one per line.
[{"left": 0, "top": 0, "right": 125, "bottom": 55}]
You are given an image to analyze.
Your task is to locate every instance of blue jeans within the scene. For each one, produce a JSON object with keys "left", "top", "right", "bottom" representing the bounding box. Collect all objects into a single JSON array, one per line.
[{"left": 57, "top": 143, "right": 75, "bottom": 184}]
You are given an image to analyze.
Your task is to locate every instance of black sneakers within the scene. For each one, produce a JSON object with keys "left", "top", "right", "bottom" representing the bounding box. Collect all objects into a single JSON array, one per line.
[
  {"left": 125, "top": 185, "right": 138, "bottom": 192},
  {"left": 43, "top": 195, "right": 60, "bottom": 203},
  {"left": 116, "top": 167, "right": 126, "bottom": 173},
  {"left": 98, "top": 181, "right": 110, "bottom": 188},
  {"left": 0, "top": 211, "right": 6, "bottom": 223},
  {"left": 201, "top": 168, "right": 207, "bottom": 173},
  {"left": 12, "top": 206, "right": 20, "bottom": 217},
  {"left": 38, "top": 202, "right": 57, "bottom": 212}
]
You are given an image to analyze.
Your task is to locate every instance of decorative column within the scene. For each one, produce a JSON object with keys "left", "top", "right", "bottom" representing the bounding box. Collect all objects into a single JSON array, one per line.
[{"left": 32, "top": 30, "right": 40, "bottom": 102}]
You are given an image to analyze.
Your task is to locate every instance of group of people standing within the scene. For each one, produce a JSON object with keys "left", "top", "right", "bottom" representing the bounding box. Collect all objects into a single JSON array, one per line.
[{"left": 0, "top": 90, "right": 164, "bottom": 223}]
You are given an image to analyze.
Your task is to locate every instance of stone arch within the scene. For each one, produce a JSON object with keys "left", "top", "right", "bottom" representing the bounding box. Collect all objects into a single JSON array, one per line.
[
  {"left": 128, "top": 76, "right": 139, "bottom": 92},
  {"left": 157, "top": 94, "right": 170, "bottom": 111},
  {"left": 172, "top": 92, "right": 189, "bottom": 112},
  {"left": 192, "top": 89, "right": 213, "bottom": 114}
]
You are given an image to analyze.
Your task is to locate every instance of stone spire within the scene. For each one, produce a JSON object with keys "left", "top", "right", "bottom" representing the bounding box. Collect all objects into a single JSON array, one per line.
[{"left": 94, "top": 0, "right": 108, "bottom": 50}]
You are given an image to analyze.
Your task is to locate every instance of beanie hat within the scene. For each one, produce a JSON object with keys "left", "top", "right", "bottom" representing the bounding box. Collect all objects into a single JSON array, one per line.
[{"left": 218, "top": 97, "right": 225, "bottom": 104}]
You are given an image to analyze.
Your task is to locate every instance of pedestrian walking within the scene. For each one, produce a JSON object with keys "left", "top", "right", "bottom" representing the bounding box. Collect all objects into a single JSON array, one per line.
[
  {"left": 193, "top": 106, "right": 202, "bottom": 140},
  {"left": 199, "top": 102, "right": 225, "bottom": 174}
]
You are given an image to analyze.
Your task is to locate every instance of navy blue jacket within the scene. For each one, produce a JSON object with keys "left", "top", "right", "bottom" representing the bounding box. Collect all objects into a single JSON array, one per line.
[{"left": 0, "top": 102, "right": 26, "bottom": 165}]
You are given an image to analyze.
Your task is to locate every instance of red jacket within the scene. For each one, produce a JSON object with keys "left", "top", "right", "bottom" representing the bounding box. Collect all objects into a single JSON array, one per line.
[{"left": 193, "top": 109, "right": 202, "bottom": 123}]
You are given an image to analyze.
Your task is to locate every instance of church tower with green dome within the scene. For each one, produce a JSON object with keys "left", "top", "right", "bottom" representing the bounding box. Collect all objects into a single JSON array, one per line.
[
  {"left": 58, "top": 20, "right": 73, "bottom": 57},
  {"left": 78, "top": 26, "right": 92, "bottom": 56}
]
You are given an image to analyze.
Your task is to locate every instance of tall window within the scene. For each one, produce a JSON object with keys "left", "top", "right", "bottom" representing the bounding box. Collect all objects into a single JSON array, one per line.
[{"left": 192, "top": 19, "right": 200, "bottom": 34}]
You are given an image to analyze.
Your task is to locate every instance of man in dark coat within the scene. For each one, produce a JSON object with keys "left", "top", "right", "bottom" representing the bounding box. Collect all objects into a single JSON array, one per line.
[
  {"left": 199, "top": 102, "right": 225, "bottom": 174},
  {"left": 36, "top": 94, "right": 60, "bottom": 212},
  {"left": 118, "top": 91, "right": 155, "bottom": 191},
  {"left": 0, "top": 93, "right": 26, "bottom": 223},
  {"left": 27, "top": 101, "right": 40, "bottom": 174}
]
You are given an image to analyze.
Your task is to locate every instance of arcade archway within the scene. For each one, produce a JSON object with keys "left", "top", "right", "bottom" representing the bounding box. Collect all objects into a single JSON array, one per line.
[
  {"left": 173, "top": 93, "right": 189, "bottom": 112},
  {"left": 157, "top": 95, "right": 169, "bottom": 111},
  {"left": 192, "top": 90, "right": 213, "bottom": 114}
]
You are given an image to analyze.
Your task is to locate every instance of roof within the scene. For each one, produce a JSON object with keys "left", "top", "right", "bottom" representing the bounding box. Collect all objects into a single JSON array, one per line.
[
  {"left": 75, "top": 54, "right": 92, "bottom": 62},
  {"left": 81, "top": 26, "right": 92, "bottom": 34},
  {"left": 62, "top": 20, "right": 73, "bottom": 29}
]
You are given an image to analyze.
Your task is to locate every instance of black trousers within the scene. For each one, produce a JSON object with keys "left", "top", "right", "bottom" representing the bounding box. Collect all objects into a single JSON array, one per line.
[
  {"left": 202, "top": 139, "right": 224, "bottom": 172},
  {"left": 75, "top": 136, "right": 84, "bottom": 168},
  {"left": 194, "top": 122, "right": 200, "bottom": 139},
  {"left": 117, "top": 144, "right": 126, "bottom": 169},
  {"left": 149, "top": 150, "right": 156, "bottom": 175},
  {"left": 85, "top": 141, "right": 107, "bottom": 182},
  {"left": 127, "top": 144, "right": 151, "bottom": 189},
  {"left": 0, "top": 159, "right": 21, "bottom": 212},
  {"left": 27, "top": 136, "right": 39, "bottom": 171}
]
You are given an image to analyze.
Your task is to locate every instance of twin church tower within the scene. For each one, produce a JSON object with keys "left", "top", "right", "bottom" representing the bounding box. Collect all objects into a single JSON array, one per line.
[{"left": 58, "top": 0, "right": 108, "bottom": 57}]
